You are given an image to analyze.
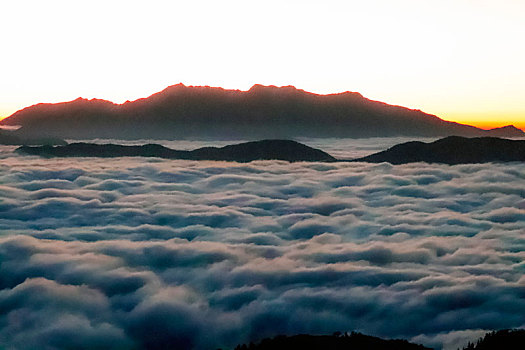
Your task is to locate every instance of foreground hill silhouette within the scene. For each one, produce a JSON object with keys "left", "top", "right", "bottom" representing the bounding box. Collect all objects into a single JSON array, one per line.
[
  {"left": 461, "top": 329, "right": 525, "bottom": 350},
  {"left": 355, "top": 136, "right": 525, "bottom": 164},
  {"left": 233, "top": 329, "right": 524, "bottom": 350},
  {"left": 233, "top": 332, "right": 431, "bottom": 350},
  {"left": 17, "top": 139, "right": 336, "bottom": 162},
  {"left": 2, "top": 84, "right": 523, "bottom": 139},
  {"left": 17, "top": 137, "right": 525, "bottom": 165}
]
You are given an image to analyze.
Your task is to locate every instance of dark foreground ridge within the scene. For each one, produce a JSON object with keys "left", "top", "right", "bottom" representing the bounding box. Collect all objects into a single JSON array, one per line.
[
  {"left": 355, "top": 136, "right": 525, "bottom": 165},
  {"left": 233, "top": 332, "right": 431, "bottom": 350},
  {"left": 17, "top": 139, "right": 337, "bottom": 162},
  {"left": 232, "top": 329, "right": 525, "bottom": 350},
  {"left": 461, "top": 329, "right": 525, "bottom": 350},
  {"left": 17, "top": 137, "right": 525, "bottom": 164},
  {"left": 2, "top": 84, "right": 523, "bottom": 139}
]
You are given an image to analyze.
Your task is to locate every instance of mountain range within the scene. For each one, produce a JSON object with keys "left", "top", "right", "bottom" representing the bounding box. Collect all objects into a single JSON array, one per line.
[
  {"left": 17, "top": 137, "right": 525, "bottom": 165},
  {"left": 2, "top": 84, "right": 523, "bottom": 140}
]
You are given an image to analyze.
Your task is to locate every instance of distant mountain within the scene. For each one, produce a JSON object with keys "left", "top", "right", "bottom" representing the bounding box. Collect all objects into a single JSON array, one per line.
[
  {"left": 233, "top": 332, "right": 431, "bottom": 350},
  {"left": 0, "top": 130, "right": 66, "bottom": 146},
  {"left": 2, "top": 84, "right": 523, "bottom": 139},
  {"left": 17, "top": 139, "right": 336, "bottom": 162},
  {"left": 355, "top": 136, "right": 525, "bottom": 164},
  {"left": 479, "top": 125, "right": 525, "bottom": 138}
]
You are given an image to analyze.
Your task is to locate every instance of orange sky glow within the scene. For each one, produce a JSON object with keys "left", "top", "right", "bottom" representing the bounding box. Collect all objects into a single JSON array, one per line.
[{"left": 1, "top": 0, "right": 523, "bottom": 131}]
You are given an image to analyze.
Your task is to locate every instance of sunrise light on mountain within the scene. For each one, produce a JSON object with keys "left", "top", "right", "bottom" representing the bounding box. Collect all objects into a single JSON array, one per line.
[{"left": 1, "top": 0, "right": 524, "bottom": 129}]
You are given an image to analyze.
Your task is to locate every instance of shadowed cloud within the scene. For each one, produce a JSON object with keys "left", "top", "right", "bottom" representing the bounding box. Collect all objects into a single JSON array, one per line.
[{"left": 0, "top": 146, "right": 524, "bottom": 349}]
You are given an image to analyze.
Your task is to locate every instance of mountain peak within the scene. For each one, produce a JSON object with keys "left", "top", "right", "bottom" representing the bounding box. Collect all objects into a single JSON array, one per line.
[
  {"left": 157, "top": 83, "right": 188, "bottom": 94},
  {"left": 248, "top": 84, "right": 303, "bottom": 96},
  {"left": 486, "top": 125, "right": 524, "bottom": 137},
  {"left": 249, "top": 84, "right": 298, "bottom": 90},
  {"left": 493, "top": 125, "right": 521, "bottom": 131}
]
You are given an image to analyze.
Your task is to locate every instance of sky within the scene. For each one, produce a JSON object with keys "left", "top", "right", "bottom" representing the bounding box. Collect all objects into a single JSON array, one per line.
[{"left": 1, "top": 0, "right": 524, "bottom": 129}]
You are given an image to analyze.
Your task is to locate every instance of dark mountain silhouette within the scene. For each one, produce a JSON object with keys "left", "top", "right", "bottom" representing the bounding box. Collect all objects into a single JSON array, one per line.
[
  {"left": 1, "top": 84, "right": 523, "bottom": 139},
  {"left": 0, "top": 129, "right": 66, "bottom": 146},
  {"left": 480, "top": 125, "right": 525, "bottom": 138},
  {"left": 233, "top": 332, "right": 431, "bottom": 350},
  {"left": 461, "top": 329, "right": 525, "bottom": 350},
  {"left": 17, "top": 137, "right": 525, "bottom": 164},
  {"left": 17, "top": 139, "right": 336, "bottom": 162},
  {"left": 355, "top": 136, "right": 525, "bottom": 164}
]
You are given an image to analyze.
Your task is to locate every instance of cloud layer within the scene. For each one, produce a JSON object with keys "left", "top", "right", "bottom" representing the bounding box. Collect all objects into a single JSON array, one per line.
[{"left": 0, "top": 143, "right": 524, "bottom": 349}]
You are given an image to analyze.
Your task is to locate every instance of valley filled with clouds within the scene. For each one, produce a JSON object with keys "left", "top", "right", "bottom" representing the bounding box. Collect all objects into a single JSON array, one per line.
[{"left": 0, "top": 140, "right": 524, "bottom": 349}]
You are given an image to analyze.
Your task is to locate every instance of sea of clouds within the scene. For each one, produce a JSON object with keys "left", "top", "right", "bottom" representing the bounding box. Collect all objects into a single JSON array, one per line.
[{"left": 0, "top": 139, "right": 524, "bottom": 349}]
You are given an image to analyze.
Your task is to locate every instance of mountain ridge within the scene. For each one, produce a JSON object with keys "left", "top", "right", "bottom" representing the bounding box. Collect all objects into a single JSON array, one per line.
[
  {"left": 17, "top": 139, "right": 337, "bottom": 162},
  {"left": 2, "top": 84, "right": 523, "bottom": 140},
  {"left": 355, "top": 136, "right": 525, "bottom": 164},
  {"left": 16, "top": 136, "right": 525, "bottom": 165},
  {"left": 234, "top": 331, "right": 431, "bottom": 350}
]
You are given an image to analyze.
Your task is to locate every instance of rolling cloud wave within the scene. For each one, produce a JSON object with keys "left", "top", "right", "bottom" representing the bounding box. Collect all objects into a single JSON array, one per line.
[{"left": 0, "top": 149, "right": 524, "bottom": 349}]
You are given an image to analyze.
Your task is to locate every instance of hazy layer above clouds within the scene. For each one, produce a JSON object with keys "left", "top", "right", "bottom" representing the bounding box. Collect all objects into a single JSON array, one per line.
[{"left": 0, "top": 140, "right": 524, "bottom": 350}]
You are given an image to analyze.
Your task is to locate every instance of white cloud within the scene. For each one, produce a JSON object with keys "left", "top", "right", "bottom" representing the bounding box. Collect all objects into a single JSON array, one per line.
[{"left": 0, "top": 146, "right": 524, "bottom": 349}]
